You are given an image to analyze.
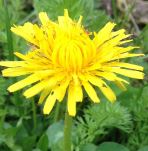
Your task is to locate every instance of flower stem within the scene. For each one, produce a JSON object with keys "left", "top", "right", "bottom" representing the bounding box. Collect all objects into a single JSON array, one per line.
[
  {"left": 63, "top": 111, "right": 72, "bottom": 151},
  {"left": 54, "top": 102, "right": 60, "bottom": 122}
]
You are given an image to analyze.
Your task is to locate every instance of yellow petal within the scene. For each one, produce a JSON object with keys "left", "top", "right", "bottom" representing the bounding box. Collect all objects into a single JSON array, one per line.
[
  {"left": 94, "top": 71, "right": 117, "bottom": 81},
  {"left": 119, "top": 39, "right": 133, "bottom": 44},
  {"left": 14, "top": 52, "right": 29, "bottom": 60},
  {"left": 77, "top": 15, "right": 83, "bottom": 26},
  {"left": 88, "top": 62, "right": 101, "bottom": 71},
  {"left": 43, "top": 94, "right": 56, "bottom": 114},
  {"left": 71, "top": 75, "right": 83, "bottom": 102},
  {"left": 114, "top": 80, "right": 127, "bottom": 91},
  {"left": 64, "top": 9, "right": 69, "bottom": 17},
  {"left": 115, "top": 77, "right": 129, "bottom": 84},
  {"left": 108, "top": 33, "right": 130, "bottom": 47},
  {"left": 24, "top": 72, "right": 65, "bottom": 98},
  {"left": 111, "top": 29, "right": 125, "bottom": 37},
  {"left": 38, "top": 88, "right": 51, "bottom": 104},
  {"left": 112, "top": 68, "right": 144, "bottom": 79},
  {"left": 55, "top": 78, "right": 70, "bottom": 102},
  {"left": 0, "top": 61, "right": 25, "bottom": 67},
  {"left": 11, "top": 23, "right": 37, "bottom": 45},
  {"left": 8, "top": 73, "right": 41, "bottom": 92},
  {"left": 119, "top": 46, "right": 138, "bottom": 53},
  {"left": 75, "top": 84, "right": 83, "bottom": 102},
  {"left": 112, "top": 53, "right": 144, "bottom": 60},
  {"left": 39, "top": 12, "right": 49, "bottom": 26},
  {"left": 67, "top": 85, "right": 77, "bottom": 116},
  {"left": 39, "top": 76, "right": 69, "bottom": 104},
  {"left": 23, "top": 80, "right": 47, "bottom": 98},
  {"left": 110, "top": 62, "right": 143, "bottom": 71},
  {"left": 94, "top": 22, "right": 116, "bottom": 47},
  {"left": 87, "top": 75, "right": 116, "bottom": 102},
  {"left": 2, "top": 68, "right": 31, "bottom": 77},
  {"left": 99, "top": 83, "right": 116, "bottom": 102},
  {"left": 82, "top": 81, "right": 100, "bottom": 103}
]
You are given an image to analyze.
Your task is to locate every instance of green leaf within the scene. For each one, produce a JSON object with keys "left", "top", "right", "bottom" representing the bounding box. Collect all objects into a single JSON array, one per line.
[
  {"left": 37, "top": 134, "right": 48, "bottom": 151},
  {"left": 76, "top": 101, "right": 131, "bottom": 145},
  {"left": 34, "top": 0, "right": 86, "bottom": 20},
  {"left": 97, "top": 142, "right": 129, "bottom": 151},
  {"left": 46, "top": 121, "right": 64, "bottom": 151},
  {"left": 21, "top": 136, "right": 36, "bottom": 151},
  {"left": 34, "top": 0, "right": 109, "bottom": 32},
  {"left": 3, "top": 0, "right": 14, "bottom": 60},
  {"left": 86, "top": 10, "right": 109, "bottom": 32},
  {"left": 119, "top": 86, "right": 148, "bottom": 119},
  {"left": 139, "top": 25, "right": 148, "bottom": 52},
  {"left": 0, "top": 109, "right": 7, "bottom": 117},
  {"left": 32, "top": 149, "right": 41, "bottom": 151},
  {"left": 80, "top": 143, "right": 97, "bottom": 151},
  {"left": 138, "top": 146, "right": 148, "bottom": 151}
]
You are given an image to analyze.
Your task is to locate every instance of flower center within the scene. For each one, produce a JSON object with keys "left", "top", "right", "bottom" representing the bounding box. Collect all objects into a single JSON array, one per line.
[{"left": 52, "top": 32, "right": 97, "bottom": 73}]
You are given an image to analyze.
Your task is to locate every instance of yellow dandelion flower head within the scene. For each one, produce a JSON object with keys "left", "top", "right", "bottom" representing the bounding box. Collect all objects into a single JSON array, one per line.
[{"left": 0, "top": 9, "right": 144, "bottom": 116}]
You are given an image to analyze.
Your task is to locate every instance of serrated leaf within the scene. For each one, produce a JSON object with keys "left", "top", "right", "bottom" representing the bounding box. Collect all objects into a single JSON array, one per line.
[{"left": 76, "top": 101, "right": 132, "bottom": 145}]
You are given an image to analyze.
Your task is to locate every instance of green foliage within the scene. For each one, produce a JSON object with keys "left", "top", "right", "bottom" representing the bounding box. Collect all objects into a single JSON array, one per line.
[
  {"left": 138, "top": 146, "right": 148, "bottom": 151},
  {"left": 34, "top": 0, "right": 109, "bottom": 31},
  {"left": 79, "top": 142, "right": 130, "bottom": 151},
  {"left": 0, "top": 0, "right": 31, "bottom": 59},
  {"left": 134, "top": 25, "right": 148, "bottom": 54},
  {"left": 0, "top": 76, "right": 8, "bottom": 103},
  {"left": 118, "top": 86, "right": 148, "bottom": 150},
  {"left": 75, "top": 101, "right": 132, "bottom": 146},
  {"left": 37, "top": 134, "right": 48, "bottom": 151},
  {"left": 80, "top": 143, "right": 98, "bottom": 151},
  {"left": 46, "top": 121, "right": 64, "bottom": 151},
  {"left": 97, "top": 142, "right": 129, "bottom": 151}
]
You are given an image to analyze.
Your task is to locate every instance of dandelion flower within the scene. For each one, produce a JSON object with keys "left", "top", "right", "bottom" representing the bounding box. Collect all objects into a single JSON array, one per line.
[{"left": 0, "top": 9, "right": 144, "bottom": 116}]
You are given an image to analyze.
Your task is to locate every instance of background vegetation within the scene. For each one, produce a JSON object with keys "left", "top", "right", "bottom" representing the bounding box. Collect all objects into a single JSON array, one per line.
[{"left": 0, "top": 0, "right": 148, "bottom": 151}]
